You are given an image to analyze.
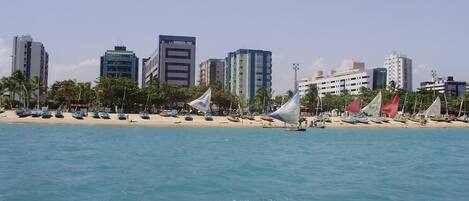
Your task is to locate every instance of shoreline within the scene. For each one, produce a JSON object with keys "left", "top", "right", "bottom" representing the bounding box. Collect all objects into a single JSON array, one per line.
[{"left": 1, "top": 110, "right": 469, "bottom": 129}]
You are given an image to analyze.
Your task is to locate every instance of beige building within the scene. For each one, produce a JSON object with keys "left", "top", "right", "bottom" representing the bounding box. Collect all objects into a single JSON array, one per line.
[
  {"left": 198, "top": 59, "right": 224, "bottom": 86},
  {"left": 298, "top": 60, "right": 373, "bottom": 97}
]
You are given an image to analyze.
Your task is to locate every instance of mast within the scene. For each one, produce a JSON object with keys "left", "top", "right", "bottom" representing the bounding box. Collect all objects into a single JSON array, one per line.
[
  {"left": 144, "top": 92, "right": 150, "bottom": 112},
  {"left": 121, "top": 87, "right": 126, "bottom": 113},
  {"left": 458, "top": 97, "right": 463, "bottom": 117},
  {"left": 75, "top": 87, "right": 82, "bottom": 111},
  {"left": 36, "top": 79, "right": 40, "bottom": 109},
  {"left": 413, "top": 95, "right": 418, "bottom": 115},
  {"left": 22, "top": 84, "right": 28, "bottom": 108},
  {"left": 444, "top": 93, "right": 448, "bottom": 116},
  {"left": 402, "top": 93, "right": 407, "bottom": 113}
]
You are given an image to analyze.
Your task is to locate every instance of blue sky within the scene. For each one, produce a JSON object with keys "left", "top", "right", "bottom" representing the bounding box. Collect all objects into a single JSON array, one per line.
[{"left": 0, "top": 0, "right": 468, "bottom": 94}]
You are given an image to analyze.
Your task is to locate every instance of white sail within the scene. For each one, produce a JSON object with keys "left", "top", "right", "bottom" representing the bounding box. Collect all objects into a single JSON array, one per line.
[
  {"left": 424, "top": 97, "right": 441, "bottom": 117},
  {"left": 270, "top": 92, "right": 300, "bottom": 124},
  {"left": 189, "top": 88, "right": 211, "bottom": 112},
  {"left": 361, "top": 92, "right": 382, "bottom": 117}
]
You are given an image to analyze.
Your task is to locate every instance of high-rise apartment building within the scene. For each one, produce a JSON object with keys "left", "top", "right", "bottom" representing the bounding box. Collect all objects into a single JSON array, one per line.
[
  {"left": 100, "top": 46, "right": 139, "bottom": 82},
  {"left": 198, "top": 59, "right": 224, "bottom": 86},
  {"left": 11, "top": 35, "right": 49, "bottom": 97},
  {"left": 224, "top": 49, "right": 272, "bottom": 102},
  {"left": 384, "top": 51, "right": 412, "bottom": 90},
  {"left": 142, "top": 35, "right": 196, "bottom": 88}
]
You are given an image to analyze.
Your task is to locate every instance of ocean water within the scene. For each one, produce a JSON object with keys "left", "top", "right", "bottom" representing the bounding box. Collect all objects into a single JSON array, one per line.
[{"left": 1, "top": 125, "right": 469, "bottom": 201}]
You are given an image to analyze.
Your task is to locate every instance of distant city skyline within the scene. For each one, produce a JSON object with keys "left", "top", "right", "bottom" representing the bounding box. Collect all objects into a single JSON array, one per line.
[{"left": 1, "top": 0, "right": 469, "bottom": 94}]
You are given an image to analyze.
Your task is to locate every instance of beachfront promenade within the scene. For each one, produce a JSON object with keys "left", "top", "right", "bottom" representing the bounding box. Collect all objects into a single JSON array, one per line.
[{"left": 1, "top": 110, "right": 469, "bottom": 128}]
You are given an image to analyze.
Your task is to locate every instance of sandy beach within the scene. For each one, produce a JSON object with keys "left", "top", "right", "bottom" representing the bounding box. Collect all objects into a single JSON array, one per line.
[{"left": 1, "top": 110, "right": 469, "bottom": 128}]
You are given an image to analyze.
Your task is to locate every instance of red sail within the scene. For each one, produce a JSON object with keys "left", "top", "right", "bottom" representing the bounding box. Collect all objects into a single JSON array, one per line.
[
  {"left": 345, "top": 97, "right": 361, "bottom": 113},
  {"left": 381, "top": 95, "right": 400, "bottom": 117}
]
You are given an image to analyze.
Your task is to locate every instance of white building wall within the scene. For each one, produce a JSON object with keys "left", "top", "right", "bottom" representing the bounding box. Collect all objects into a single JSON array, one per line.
[
  {"left": 384, "top": 51, "right": 412, "bottom": 90},
  {"left": 298, "top": 70, "right": 372, "bottom": 97}
]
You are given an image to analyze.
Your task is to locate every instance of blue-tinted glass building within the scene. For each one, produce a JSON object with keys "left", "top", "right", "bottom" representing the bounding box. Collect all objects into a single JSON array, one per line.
[{"left": 100, "top": 46, "right": 139, "bottom": 82}]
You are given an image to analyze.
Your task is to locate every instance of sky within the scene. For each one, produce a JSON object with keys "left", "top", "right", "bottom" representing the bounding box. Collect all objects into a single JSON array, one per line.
[{"left": 0, "top": 0, "right": 468, "bottom": 94}]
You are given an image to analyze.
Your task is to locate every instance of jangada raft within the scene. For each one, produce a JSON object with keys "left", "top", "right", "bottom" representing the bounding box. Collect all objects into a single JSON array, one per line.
[
  {"left": 270, "top": 92, "right": 306, "bottom": 131},
  {"left": 188, "top": 88, "right": 213, "bottom": 121}
]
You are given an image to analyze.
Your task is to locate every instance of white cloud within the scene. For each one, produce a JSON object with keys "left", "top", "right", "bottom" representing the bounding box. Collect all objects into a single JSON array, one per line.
[
  {"left": 48, "top": 58, "right": 100, "bottom": 85},
  {"left": 312, "top": 57, "right": 325, "bottom": 69},
  {"left": 0, "top": 37, "right": 12, "bottom": 77}
]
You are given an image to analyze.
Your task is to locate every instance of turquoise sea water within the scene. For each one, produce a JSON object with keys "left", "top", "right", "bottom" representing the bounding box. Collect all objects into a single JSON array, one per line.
[{"left": 1, "top": 125, "right": 469, "bottom": 201}]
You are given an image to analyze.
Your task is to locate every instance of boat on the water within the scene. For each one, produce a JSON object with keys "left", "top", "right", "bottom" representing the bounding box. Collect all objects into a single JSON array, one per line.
[{"left": 270, "top": 92, "right": 306, "bottom": 131}]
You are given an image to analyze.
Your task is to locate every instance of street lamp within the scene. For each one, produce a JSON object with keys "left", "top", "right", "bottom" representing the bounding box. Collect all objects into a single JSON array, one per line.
[{"left": 292, "top": 64, "right": 299, "bottom": 93}]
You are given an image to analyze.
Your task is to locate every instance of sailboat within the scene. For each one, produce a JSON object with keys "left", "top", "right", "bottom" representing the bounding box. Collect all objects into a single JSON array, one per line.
[
  {"left": 31, "top": 82, "right": 43, "bottom": 117},
  {"left": 100, "top": 111, "right": 111, "bottom": 119},
  {"left": 409, "top": 96, "right": 427, "bottom": 125},
  {"left": 426, "top": 96, "right": 451, "bottom": 122},
  {"left": 140, "top": 93, "right": 151, "bottom": 119},
  {"left": 90, "top": 108, "right": 100, "bottom": 119},
  {"left": 227, "top": 102, "right": 240, "bottom": 122},
  {"left": 244, "top": 104, "right": 255, "bottom": 120},
  {"left": 392, "top": 94, "right": 408, "bottom": 123},
  {"left": 362, "top": 92, "right": 383, "bottom": 123},
  {"left": 117, "top": 88, "right": 127, "bottom": 120},
  {"left": 381, "top": 95, "right": 399, "bottom": 122},
  {"left": 456, "top": 98, "right": 468, "bottom": 123},
  {"left": 55, "top": 110, "right": 64, "bottom": 118},
  {"left": 270, "top": 92, "right": 305, "bottom": 131},
  {"left": 72, "top": 88, "right": 84, "bottom": 119},
  {"left": 41, "top": 107, "right": 52, "bottom": 119},
  {"left": 312, "top": 95, "right": 326, "bottom": 128},
  {"left": 188, "top": 88, "right": 212, "bottom": 121},
  {"left": 341, "top": 97, "right": 360, "bottom": 124}
]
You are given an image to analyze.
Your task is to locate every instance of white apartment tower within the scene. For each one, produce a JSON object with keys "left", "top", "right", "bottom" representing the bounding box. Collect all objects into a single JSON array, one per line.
[
  {"left": 11, "top": 35, "right": 49, "bottom": 97},
  {"left": 384, "top": 51, "right": 412, "bottom": 90},
  {"left": 298, "top": 60, "right": 373, "bottom": 97}
]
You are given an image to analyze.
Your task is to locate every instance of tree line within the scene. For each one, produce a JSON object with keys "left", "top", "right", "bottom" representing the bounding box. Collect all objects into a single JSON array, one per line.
[
  {"left": 299, "top": 82, "right": 469, "bottom": 115},
  {"left": 2, "top": 70, "right": 467, "bottom": 115}
]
